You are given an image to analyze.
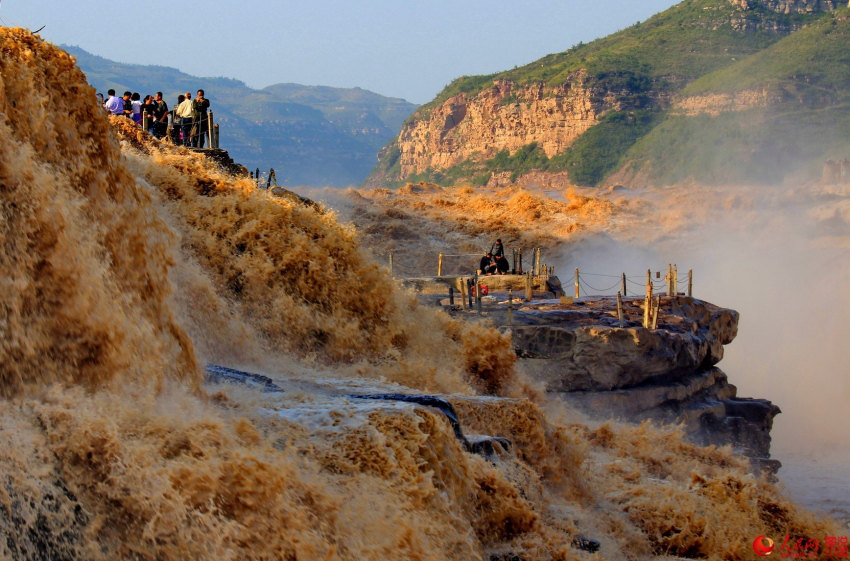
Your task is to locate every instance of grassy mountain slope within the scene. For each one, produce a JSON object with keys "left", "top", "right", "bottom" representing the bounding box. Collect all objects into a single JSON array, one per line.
[
  {"left": 617, "top": 8, "right": 850, "bottom": 185},
  {"left": 422, "top": 0, "right": 788, "bottom": 113},
  {"left": 65, "top": 46, "right": 417, "bottom": 187},
  {"left": 376, "top": 0, "right": 838, "bottom": 188}
]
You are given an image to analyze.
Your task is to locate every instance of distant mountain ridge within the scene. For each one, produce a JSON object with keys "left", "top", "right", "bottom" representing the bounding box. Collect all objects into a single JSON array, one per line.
[
  {"left": 368, "top": 0, "right": 850, "bottom": 188},
  {"left": 65, "top": 46, "right": 417, "bottom": 187}
]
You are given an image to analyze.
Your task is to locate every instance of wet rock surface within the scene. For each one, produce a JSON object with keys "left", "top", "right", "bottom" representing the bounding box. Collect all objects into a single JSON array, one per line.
[{"left": 204, "top": 367, "right": 517, "bottom": 461}]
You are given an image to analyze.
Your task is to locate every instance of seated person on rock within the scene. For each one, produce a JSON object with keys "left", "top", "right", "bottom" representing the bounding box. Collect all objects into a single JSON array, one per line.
[
  {"left": 479, "top": 252, "right": 497, "bottom": 275},
  {"left": 495, "top": 254, "right": 510, "bottom": 275}
]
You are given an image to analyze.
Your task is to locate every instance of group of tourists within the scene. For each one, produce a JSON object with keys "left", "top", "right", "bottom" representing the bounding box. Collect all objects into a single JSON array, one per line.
[
  {"left": 479, "top": 239, "right": 510, "bottom": 275},
  {"left": 98, "top": 89, "right": 212, "bottom": 148}
]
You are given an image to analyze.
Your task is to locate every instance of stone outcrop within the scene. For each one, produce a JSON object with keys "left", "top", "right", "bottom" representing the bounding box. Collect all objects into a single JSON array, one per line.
[
  {"left": 511, "top": 297, "right": 737, "bottom": 391},
  {"left": 673, "top": 89, "right": 783, "bottom": 116},
  {"left": 498, "top": 296, "right": 780, "bottom": 469},
  {"left": 397, "top": 77, "right": 603, "bottom": 177},
  {"left": 731, "top": 0, "right": 846, "bottom": 13},
  {"left": 729, "top": 0, "right": 845, "bottom": 31}
]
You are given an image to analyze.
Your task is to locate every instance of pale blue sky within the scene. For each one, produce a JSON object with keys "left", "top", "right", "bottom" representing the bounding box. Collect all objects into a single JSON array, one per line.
[{"left": 1, "top": 0, "right": 676, "bottom": 103}]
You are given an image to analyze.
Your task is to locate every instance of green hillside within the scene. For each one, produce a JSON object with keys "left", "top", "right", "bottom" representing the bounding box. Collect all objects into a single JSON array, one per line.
[
  {"left": 684, "top": 9, "right": 850, "bottom": 95},
  {"left": 378, "top": 0, "right": 844, "bottom": 188},
  {"left": 414, "top": 0, "right": 806, "bottom": 122},
  {"left": 621, "top": 8, "right": 850, "bottom": 185},
  {"left": 65, "top": 47, "right": 417, "bottom": 187}
]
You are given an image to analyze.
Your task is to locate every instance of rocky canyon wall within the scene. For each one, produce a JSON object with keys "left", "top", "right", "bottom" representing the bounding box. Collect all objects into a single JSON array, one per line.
[
  {"left": 731, "top": 0, "right": 847, "bottom": 13},
  {"left": 397, "top": 76, "right": 603, "bottom": 177}
]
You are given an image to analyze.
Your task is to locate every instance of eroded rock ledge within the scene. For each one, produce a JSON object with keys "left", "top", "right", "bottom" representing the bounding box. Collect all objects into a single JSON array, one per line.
[{"left": 495, "top": 295, "right": 780, "bottom": 470}]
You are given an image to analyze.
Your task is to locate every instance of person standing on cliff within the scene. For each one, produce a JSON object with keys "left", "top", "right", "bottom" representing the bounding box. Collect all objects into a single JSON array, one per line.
[
  {"left": 103, "top": 89, "right": 123, "bottom": 115},
  {"left": 192, "top": 89, "right": 210, "bottom": 148},
  {"left": 152, "top": 92, "right": 168, "bottom": 139},
  {"left": 491, "top": 239, "right": 504, "bottom": 258},
  {"left": 175, "top": 92, "right": 195, "bottom": 146},
  {"left": 141, "top": 95, "right": 157, "bottom": 135},
  {"left": 121, "top": 91, "right": 134, "bottom": 119}
]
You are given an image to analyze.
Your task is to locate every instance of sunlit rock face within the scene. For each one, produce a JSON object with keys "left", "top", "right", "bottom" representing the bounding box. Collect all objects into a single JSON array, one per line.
[
  {"left": 396, "top": 77, "right": 602, "bottom": 177},
  {"left": 731, "top": 0, "right": 846, "bottom": 13}
]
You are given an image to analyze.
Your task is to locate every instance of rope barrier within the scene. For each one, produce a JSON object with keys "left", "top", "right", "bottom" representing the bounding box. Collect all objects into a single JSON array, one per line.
[
  {"left": 579, "top": 277, "right": 621, "bottom": 293},
  {"left": 580, "top": 272, "right": 622, "bottom": 279}
]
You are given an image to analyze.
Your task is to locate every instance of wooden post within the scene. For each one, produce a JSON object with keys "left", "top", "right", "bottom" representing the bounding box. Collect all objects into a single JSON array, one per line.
[
  {"left": 688, "top": 269, "right": 693, "bottom": 297},
  {"left": 512, "top": 249, "right": 518, "bottom": 274},
  {"left": 460, "top": 279, "right": 467, "bottom": 310},
  {"left": 525, "top": 272, "right": 533, "bottom": 302},
  {"left": 617, "top": 291, "right": 625, "bottom": 328},
  {"left": 535, "top": 248, "right": 542, "bottom": 276},
  {"left": 213, "top": 123, "right": 220, "bottom": 148},
  {"left": 255, "top": 168, "right": 260, "bottom": 187},
  {"left": 622, "top": 273, "right": 627, "bottom": 297},
  {"left": 507, "top": 288, "right": 513, "bottom": 326},
  {"left": 208, "top": 110, "right": 214, "bottom": 149},
  {"left": 667, "top": 263, "right": 673, "bottom": 296},
  {"left": 142, "top": 113, "right": 150, "bottom": 132},
  {"left": 651, "top": 295, "right": 661, "bottom": 330},
  {"left": 475, "top": 273, "right": 482, "bottom": 314},
  {"left": 673, "top": 264, "right": 678, "bottom": 296},
  {"left": 437, "top": 253, "right": 444, "bottom": 277},
  {"left": 468, "top": 278, "right": 474, "bottom": 308},
  {"left": 643, "top": 269, "right": 652, "bottom": 328},
  {"left": 574, "top": 268, "right": 580, "bottom": 299},
  {"left": 388, "top": 252, "right": 394, "bottom": 276},
  {"left": 449, "top": 286, "right": 454, "bottom": 306},
  {"left": 517, "top": 249, "right": 523, "bottom": 274}
]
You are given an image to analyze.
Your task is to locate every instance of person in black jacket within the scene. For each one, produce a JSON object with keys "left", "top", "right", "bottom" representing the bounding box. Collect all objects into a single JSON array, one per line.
[
  {"left": 491, "top": 239, "right": 504, "bottom": 258},
  {"left": 479, "top": 253, "right": 497, "bottom": 275},
  {"left": 192, "top": 89, "right": 211, "bottom": 147},
  {"left": 495, "top": 254, "right": 510, "bottom": 275}
]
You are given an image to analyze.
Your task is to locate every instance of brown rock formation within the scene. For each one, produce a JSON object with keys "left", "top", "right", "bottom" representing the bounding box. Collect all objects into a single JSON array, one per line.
[
  {"left": 731, "top": 0, "right": 846, "bottom": 13},
  {"left": 673, "top": 89, "right": 783, "bottom": 116},
  {"left": 397, "top": 76, "right": 602, "bottom": 177},
  {"left": 497, "top": 295, "right": 779, "bottom": 467}
]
